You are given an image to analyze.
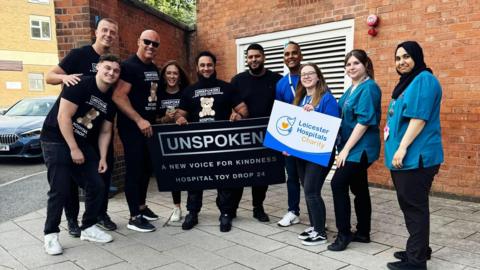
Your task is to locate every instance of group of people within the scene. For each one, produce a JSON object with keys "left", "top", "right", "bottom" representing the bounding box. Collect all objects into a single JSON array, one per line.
[{"left": 40, "top": 17, "right": 443, "bottom": 270}]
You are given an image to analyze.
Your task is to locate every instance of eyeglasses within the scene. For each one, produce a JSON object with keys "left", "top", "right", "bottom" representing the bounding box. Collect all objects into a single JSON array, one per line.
[
  {"left": 300, "top": 71, "right": 317, "bottom": 78},
  {"left": 142, "top": 39, "right": 159, "bottom": 48}
]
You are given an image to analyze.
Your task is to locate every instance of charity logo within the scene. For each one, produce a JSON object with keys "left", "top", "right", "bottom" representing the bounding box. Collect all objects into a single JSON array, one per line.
[{"left": 276, "top": 116, "right": 296, "bottom": 136}]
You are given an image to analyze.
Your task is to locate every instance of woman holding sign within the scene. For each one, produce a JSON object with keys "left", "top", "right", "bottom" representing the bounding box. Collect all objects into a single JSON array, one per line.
[
  {"left": 384, "top": 41, "right": 443, "bottom": 270},
  {"left": 293, "top": 63, "right": 339, "bottom": 245},
  {"left": 158, "top": 60, "right": 190, "bottom": 222},
  {"left": 327, "top": 50, "right": 381, "bottom": 252}
]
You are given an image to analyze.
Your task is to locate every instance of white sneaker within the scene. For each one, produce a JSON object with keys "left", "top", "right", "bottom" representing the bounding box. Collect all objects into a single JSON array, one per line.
[
  {"left": 170, "top": 206, "right": 182, "bottom": 222},
  {"left": 277, "top": 211, "right": 300, "bottom": 227},
  {"left": 44, "top": 233, "right": 62, "bottom": 255},
  {"left": 80, "top": 225, "right": 113, "bottom": 243}
]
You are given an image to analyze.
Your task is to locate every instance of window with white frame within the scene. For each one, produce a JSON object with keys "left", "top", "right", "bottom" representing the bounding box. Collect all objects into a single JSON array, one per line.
[
  {"left": 28, "top": 73, "right": 44, "bottom": 91},
  {"left": 29, "top": 0, "right": 50, "bottom": 4},
  {"left": 30, "top": 16, "right": 51, "bottom": 40},
  {"left": 236, "top": 19, "right": 354, "bottom": 99}
]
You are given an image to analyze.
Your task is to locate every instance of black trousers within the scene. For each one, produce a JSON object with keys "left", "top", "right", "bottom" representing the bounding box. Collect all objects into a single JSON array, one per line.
[
  {"left": 231, "top": 185, "right": 268, "bottom": 212},
  {"left": 186, "top": 188, "right": 237, "bottom": 216},
  {"left": 119, "top": 130, "right": 152, "bottom": 217},
  {"left": 297, "top": 152, "right": 334, "bottom": 234},
  {"left": 172, "top": 191, "right": 181, "bottom": 205},
  {"left": 331, "top": 152, "right": 372, "bottom": 236},
  {"left": 64, "top": 140, "right": 114, "bottom": 221},
  {"left": 42, "top": 142, "right": 104, "bottom": 234},
  {"left": 391, "top": 164, "right": 440, "bottom": 267}
]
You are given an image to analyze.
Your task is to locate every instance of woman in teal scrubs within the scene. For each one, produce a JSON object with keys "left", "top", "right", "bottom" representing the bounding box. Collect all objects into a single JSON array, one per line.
[
  {"left": 385, "top": 41, "right": 443, "bottom": 270},
  {"left": 327, "top": 49, "right": 381, "bottom": 252}
]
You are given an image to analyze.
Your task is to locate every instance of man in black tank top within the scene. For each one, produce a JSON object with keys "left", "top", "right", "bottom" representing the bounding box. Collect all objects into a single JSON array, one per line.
[{"left": 45, "top": 18, "right": 119, "bottom": 236}]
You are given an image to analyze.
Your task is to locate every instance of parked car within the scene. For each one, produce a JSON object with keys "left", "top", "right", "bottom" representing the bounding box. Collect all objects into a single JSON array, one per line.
[{"left": 0, "top": 96, "right": 56, "bottom": 158}]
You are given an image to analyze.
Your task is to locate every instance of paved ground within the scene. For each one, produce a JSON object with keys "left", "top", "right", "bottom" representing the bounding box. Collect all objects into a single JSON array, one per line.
[{"left": 1, "top": 178, "right": 480, "bottom": 270}]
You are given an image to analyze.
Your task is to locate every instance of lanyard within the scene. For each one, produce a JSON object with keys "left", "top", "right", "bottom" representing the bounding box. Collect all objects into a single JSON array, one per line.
[
  {"left": 288, "top": 74, "right": 296, "bottom": 97},
  {"left": 300, "top": 95, "right": 313, "bottom": 106}
]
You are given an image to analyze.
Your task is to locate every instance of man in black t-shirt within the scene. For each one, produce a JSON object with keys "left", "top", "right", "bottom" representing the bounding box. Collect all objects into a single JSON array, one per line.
[
  {"left": 45, "top": 18, "right": 119, "bottom": 235},
  {"left": 41, "top": 55, "right": 120, "bottom": 255},
  {"left": 113, "top": 30, "right": 161, "bottom": 233},
  {"left": 175, "top": 51, "right": 249, "bottom": 232},
  {"left": 230, "top": 43, "right": 282, "bottom": 223}
]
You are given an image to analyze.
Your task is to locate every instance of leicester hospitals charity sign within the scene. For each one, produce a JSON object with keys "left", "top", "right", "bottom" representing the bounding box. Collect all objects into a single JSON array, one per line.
[{"left": 264, "top": 100, "right": 341, "bottom": 166}]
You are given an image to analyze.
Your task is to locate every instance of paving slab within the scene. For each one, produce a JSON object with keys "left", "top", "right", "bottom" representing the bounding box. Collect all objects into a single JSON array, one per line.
[
  {"left": 269, "top": 246, "right": 347, "bottom": 270},
  {"left": 163, "top": 245, "right": 232, "bottom": 270},
  {"left": 216, "top": 245, "right": 286, "bottom": 270},
  {"left": 108, "top": 243, "right": 175, "bottom": 269}
]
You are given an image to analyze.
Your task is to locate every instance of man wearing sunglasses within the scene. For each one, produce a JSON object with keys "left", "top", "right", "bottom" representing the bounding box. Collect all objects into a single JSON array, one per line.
[
  {"left": 45, "top": 18, "right": 119, "bottom": 237},
  {"left": 113, "top": 30, "right": 161, "bottom": 233}
]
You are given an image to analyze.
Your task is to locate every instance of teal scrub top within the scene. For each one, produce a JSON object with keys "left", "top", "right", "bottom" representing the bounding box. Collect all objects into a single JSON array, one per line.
[
  {"left": 337, "top": 79, "right": 382, "bottom": 163},
  {"left": 384, "top": 71, "right": 444, "bottom": 170}
]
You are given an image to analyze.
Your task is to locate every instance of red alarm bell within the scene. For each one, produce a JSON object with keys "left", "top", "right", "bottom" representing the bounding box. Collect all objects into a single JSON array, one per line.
[{"left": 367, "top": 15, "right": 380, "bottom": 37}]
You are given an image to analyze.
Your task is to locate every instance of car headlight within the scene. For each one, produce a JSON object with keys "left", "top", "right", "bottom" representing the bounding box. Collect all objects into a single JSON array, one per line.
[{"left": 20, "top": 128, "right": 42, "bottom": 138}]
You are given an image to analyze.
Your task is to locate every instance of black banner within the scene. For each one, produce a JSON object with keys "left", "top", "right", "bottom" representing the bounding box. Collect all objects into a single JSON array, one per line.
[{"left": 149, "top": 117, "right": 286, "bottom": 191}]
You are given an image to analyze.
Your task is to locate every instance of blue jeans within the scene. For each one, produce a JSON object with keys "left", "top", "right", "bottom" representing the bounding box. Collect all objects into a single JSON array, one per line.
[
  {"left": 285, "top": 156, "right": 300, "bottom": 215},
  {"left": 42, "top": 141, "right": 105, "bottom": 234}
]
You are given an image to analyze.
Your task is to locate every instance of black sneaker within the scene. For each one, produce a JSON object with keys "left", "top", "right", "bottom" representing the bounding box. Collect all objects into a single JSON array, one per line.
[
  {"left": 67, "top": 218, "right": 81, "bottom": 238},
  {"left": 219, "top": 214, "right": 232, "bottom": 232},
  {"left": 127, "top": 215, "right": 156, "bottom": 232},
  {"left": 298, "top": 227, "right": 314, "bottom": 240},
  {"left": 394, "top": 247, "right": 432, "bottom": 261},
  {"left": 253, "top": 207, "right": 270, "bottom": 222},
  {"left": 140, "top": 206, "right": 158, "bottom": 221},
  {"left": 301, "top": 231, "right": 328, "bottom": 246},
  {"left": 327, "top": 233, "right": 352, "bottom": 251},
  {"left": 97, "top": 214, "right": 117, "bottom": 231},
  {"left": 387, "top": 261, "right": 426, "bottom": 270},
  {"left": 182, "top": 212, "right": 198, "bottom": 230},
  {"left": 352, "top": 232, "right": 370, "bottom": 243}
]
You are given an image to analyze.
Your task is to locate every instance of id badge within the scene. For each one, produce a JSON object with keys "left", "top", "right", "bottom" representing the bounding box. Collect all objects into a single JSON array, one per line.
[{"left": 384, "top": 126, "right": 389, "bottom": 141}]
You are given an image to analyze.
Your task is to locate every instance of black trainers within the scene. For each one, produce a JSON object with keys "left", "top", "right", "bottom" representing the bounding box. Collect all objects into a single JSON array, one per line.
[
  {"left": 97, "top": 214, "right": 117, "bottom": 231},
  {"left": 387, "top": 261, "right": 426, "bottom": 270},
  {"left": 182, "top": 212, "right": 198, "bottom": 230},
  {"left": 352, "top": 232, "right": 370, "bottom": 243},
  {"left": 394, "top": 247, "right": 432, "bottom": 261},
  {"left": 253, "top": 207, "right": 270, "bottom": 222},
  {"left": 301, "top": 231, "right": 328, "bottom": 246},
  {"left": 140, "top": 206, "right": 159, "bottom": 221},
  {"left": 67, "top": 218, "right": 81, "bottom": 238},
  {"left": 219, "top": 214, "right": 232, "bottom": 232},
  {"left": 127, "top": 215, "right": 156, "bottom": 232},
  {"left": 327, "top": 233, "right": 353, "bottom": 251},
  {"left": 298, "top": 227, "right": 314, "bottom": 240}
]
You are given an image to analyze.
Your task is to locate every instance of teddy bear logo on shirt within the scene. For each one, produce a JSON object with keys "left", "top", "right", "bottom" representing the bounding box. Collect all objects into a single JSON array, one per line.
[
  {"left": 148, "top": 82, "right": 158, "bottom": 102},
  {"left": 76, "top": 108, "right": 100, "bottom": 129},
  {"left": 199, "top": 97, "right": 215, "bottom": 118}
]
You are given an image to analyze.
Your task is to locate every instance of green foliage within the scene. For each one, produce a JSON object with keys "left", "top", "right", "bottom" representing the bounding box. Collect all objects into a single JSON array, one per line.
[{"left": 140, "top": 0, "right": 196, "bottom": 27}]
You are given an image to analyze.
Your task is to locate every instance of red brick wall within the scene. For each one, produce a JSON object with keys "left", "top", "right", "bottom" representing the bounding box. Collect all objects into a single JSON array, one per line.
[
  {"left": 196, "top": 0, "right": 480, "bottom": 200},
  {"left": 53, "top": 0, "right": 194, "bottom": 186}
]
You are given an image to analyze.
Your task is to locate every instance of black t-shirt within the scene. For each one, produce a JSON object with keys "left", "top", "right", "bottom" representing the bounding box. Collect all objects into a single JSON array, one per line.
[
  {"left": 231, "top": 69, "right": 282, "bottom": 118},
  {"left": 158, "top": 90, "right": 182, "bottom": 121},
  {"left": 178, "top": 75, "right": 242, "bottom": 122},
  {"left": 59, "top": 45, "right": 99, "bottom": 76},
  {"left": 117, "top": 54, "right": 160, "bottom": 130},
  {"left": 41, "top": 76, "right": 116, "bottom": 145}
]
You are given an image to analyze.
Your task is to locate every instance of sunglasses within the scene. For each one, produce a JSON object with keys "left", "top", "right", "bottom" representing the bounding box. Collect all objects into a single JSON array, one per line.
[{"left": 142, "top": 39, "right": 159, "bottom": 48}]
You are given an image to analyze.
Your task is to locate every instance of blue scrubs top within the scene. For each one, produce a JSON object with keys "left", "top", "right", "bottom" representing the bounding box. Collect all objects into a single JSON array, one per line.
[
  {"left": 299, "top": 91, "right": 339, "bottom": 117},
  {"left": 337, "top": 79, "right": 382, "bottom": 163},
  {"left": 275, "top": 74, "right": 299, "bottom": 103},
  {"left": 384, "top": 71, "right": 444, "bottom": 170}
]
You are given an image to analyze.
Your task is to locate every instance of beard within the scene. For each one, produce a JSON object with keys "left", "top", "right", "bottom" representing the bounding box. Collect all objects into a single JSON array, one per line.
[{"left": 248, "top": 63, "right": 264, "bottom": 75}]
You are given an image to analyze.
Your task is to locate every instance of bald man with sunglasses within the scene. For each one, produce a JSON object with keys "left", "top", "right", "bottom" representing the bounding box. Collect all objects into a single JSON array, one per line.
[{"left": 112, "top": 30, "right": 161, "bottom": 233}]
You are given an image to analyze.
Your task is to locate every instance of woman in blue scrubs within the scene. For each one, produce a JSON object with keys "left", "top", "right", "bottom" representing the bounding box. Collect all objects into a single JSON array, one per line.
[
  {"left": 385, "top": 41, "right": 443, "bottom": 270},
  {"left": 327, "top": 49, "right": 381, "bottom": 252},
  {"left": 292, "top": 63, "right": 339, "bottom": 246}
]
